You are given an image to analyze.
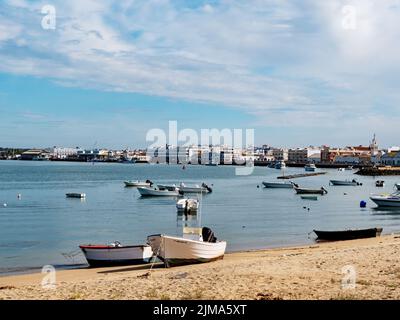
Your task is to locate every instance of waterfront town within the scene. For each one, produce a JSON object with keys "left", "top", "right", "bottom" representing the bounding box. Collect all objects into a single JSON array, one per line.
[{"left": 1, "top": 135, "right": 399, "bottom": 167}]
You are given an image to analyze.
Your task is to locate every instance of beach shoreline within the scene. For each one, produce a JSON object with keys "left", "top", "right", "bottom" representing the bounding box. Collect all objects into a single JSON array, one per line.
[{"left": 1, "top": 234, "right": 400, "bottom": 300}]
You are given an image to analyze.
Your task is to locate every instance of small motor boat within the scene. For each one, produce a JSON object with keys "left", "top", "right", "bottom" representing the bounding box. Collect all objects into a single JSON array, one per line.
[
  {"left": 262, "top": 181, "right": 293, "bottom": 189},
  {"left": 147, "top": 227, "right": 226, "bottom": 268},
  {"left": 294, "top": 186, "right": 328, "bottom": 195},
  {"left": 304, "top": 164, "right": 317, "bottom": 172},
  {"left": 375, "top": 180, "right": 385, "bottom": 187},
  {"left": 124, "top": 180, "right": 153, "bottom": 187},
  {"left": 329, "top": 179, "right": 361, "bottom": 186},
  {"left": 66, "top": 193, "right": 86, "bottom": 199},
  {"left": 314, "top": 228, "right": 382, "bottom": 241},
  {"left": 137, "top": 185, "right": 181, "bottom": 197},
  {"left": 79, "top": 242, "right": 153, "bottom": 267},
  {"left": 179, "top": 182, "right": 212, "bottom": 193},
  {"left": 370, "top": 191, "right": 400, "bottom": 207},
  {"left": 176, "top": 198, "right": 199, "bottom": 213}
]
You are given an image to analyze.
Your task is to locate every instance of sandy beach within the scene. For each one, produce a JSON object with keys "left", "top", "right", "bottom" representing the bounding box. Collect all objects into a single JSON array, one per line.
[{"left": 1, "top": 234, "right": 400, "bottom": 300}]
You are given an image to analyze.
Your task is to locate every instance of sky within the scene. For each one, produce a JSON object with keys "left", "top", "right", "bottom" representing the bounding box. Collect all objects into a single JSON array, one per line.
[{"left": 1, "top": 0, "right": 400, "bottom": 149}]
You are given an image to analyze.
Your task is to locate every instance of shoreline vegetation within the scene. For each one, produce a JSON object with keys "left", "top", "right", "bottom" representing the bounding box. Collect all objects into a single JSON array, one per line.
[{"left": 1, "top": 234, "right": 400, "bottom": 300}]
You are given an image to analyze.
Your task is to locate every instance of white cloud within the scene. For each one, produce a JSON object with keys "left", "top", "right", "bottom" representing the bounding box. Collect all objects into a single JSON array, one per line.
[{"left": 0, "top": 0, "right": 399, "bottom": 142}]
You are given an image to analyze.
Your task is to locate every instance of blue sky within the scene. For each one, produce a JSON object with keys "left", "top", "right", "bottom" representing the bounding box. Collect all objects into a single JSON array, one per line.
[{"left": 1, "top": 0, "right": 400, "bottom": 149}]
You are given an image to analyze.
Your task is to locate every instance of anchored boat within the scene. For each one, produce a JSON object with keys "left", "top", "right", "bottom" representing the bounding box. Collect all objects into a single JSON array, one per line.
[
  {"left": 314, "top": 228, "right": 382, "bottom": 241},
  {"left": 370, "top": 191, "right": 400, "bottom": 207},
  {"left": 124, "top": 180, "right": 153, "bottom": 187},
  {"left": 147, "top": 227, "right": 226, "bottom": 268},
  {"left": 79, "top": 242, "right": 153, "bottom": 267},
  {"left": 294, "top": 186, "right": 328, "bottom": 195},
  {"left": 179, "top": 182, "right": 212, "bottom": 193},
  {"left": 137, "top": 185, "right": 181, "bottom": 197},
  {"left": 66, "top": 193, "right": 86, "bottom": 199},
  {"left": 304, "top": 164, "right": 317, "bottom": 172},
  {"left": 176, "top": 198, "right": 199, "bottom": 213},
  {"left": 329, "top": 179, "right": 361, "bottom": 186},
  {"left": 262, "top": 181, "right": 295, "bottom": 189}
]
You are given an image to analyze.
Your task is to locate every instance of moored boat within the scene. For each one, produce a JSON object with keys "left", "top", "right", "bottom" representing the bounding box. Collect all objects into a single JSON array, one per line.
[
  {"left": 375, "top": 180, "right": 385, "bottom": 187},
  {"left": 66, "top": 193, "right": 86, "bottom": 199},
  {"left": 124, "top": 180, "right": 153, "bottom": 187},
  {"left": 294, "top": 186, "right": 328, "bottom": 195},
  {"left": 313, "top": 228, "right": 382, "bottom": 241},
  {"left": 137, "top": 185, "right": 181, "bottom": 197},
  {"left": 176, "top": 198, "right": 199, "bottom": 213},
  {"left": 395, "top": 183, "right": 400, "bottom": 191},
  {"left": 262, "top": 181, "right": 294, "bottom": 189},
  {"left": 79, "top": 242, "right": 153, "bottom": 267},
  {"left": 304, "top": 164, "right": 317, "bottom": 172},
  {"left": 275, "top": 160, "right": 286, "bottom": 169},
  {"left": 329, "top": 179, "right": 361, "bottom": 186},
  {"left": 147, "top": 227, "right": 227, "bottom": 268},
  {"left": 370, "top": 191, "right": 400, "bottom": 207},
  {"left": 179, "top": 182, "right": 212, "bottom": 193}
]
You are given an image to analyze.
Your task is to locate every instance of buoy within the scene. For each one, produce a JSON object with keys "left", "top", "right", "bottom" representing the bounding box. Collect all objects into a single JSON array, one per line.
[
  {"left": 257, "top": 185, "right": 260, "bottom": 188},
  {"left": 360, "top": 200, "right": 367, "bottom": 208},
  {"left": 3, "top": 203, "right": 7, "bottom": 207},
  {"left": 17, "top": 194, "right": 21, "bottom": 199}
]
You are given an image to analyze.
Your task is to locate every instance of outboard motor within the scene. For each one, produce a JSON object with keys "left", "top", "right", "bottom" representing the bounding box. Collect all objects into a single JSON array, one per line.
[
  {"left": 202, "top": 227, "right": 217, "bottom": 243},
  {"left": 146, "top": 179, "right": 153, "bottom": 186}
]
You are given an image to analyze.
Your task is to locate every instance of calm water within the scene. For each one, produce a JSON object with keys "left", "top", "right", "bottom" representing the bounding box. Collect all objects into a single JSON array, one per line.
[{"left": 1, "top": 160, "right": 400, "bottom": 274}]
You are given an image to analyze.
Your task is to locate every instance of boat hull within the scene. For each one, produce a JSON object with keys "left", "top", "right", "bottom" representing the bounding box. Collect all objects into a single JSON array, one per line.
[
  {"left": 295, "top": 187, "right": 327, "bottom": 195},
  {"left": 329, "top": 180, "right": 358, "bottom": 186},
  {"left": 314, "top": 228, "right": 382, "bottom": 241},
  {"left": 124, "top": 181, "right": 151, "bottom": 187},
  {"left": 370, "top": 196, "right": 400, "bottom": 207},
  {"left": 147, "top": 234, "right": 226, "bottom": 268},
  {"left": 262, "top": 181, "right": 293, "bottom": 189},
  {"left": 137, "top": 187, "right": 179, "bottom": 197},
  {"left": 79, "top": 245, "right": 153, "bottom": 267}
]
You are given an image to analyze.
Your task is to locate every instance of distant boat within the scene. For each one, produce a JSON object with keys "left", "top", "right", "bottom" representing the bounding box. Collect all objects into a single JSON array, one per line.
[
  {"left": 79, "top": 242, "right": 153, "bottom": 267},
  {"left": 179, "top": 182, "right": 212, "bottom": 193},
  {"left": 314, "top": 228, "right": 382, "bottom": 241},
  {"left": 262, "top": 181, "right": 294, "bottom": 189},
  {"left": 176, "top": 198, "right": 199, "bottom": 212},
  {"left": 147, "top": 227, "right": 226, "bottom": 268},
  {"left": 301, "top": 195, "right": 318, "bottom": 200},
  {"left": 395, "top": 183, "right": 400, "bottom": 191},
  {"left": 338, "top": 168, "right": 345, "bottom": 172},
  {"left": 370, "top": 191, "right": 400, "bottom": 207},
  {"left": 304, "top": 164, "right": 317, "bottom": 172},
  {"left": 345, "top": 166, "right": 354, "bottom": 170},
  {"left": 124, "top": 180, "right": 152, "bottom": 187},
  {"left": 275, "top": 160, "right": 286, "bottom": 169},
  {"left": 137, "top": 185, "right": 181, "bottom": 197},
  {"left": 66, "top": 193, "right": 86, "bottom": 199},
  {"left": 329, "top": 179, "right": 361, "bottom": 186},
  {"left": 375, "top": 180, "right": 385, "bottom": 187},
  {"left": 294, "top": 186, "right": 328, "bottom": 195}
]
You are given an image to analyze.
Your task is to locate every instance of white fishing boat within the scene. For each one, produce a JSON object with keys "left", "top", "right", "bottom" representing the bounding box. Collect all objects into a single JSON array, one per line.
[
  {"left": 370, "top": 191, "right": 400, "bottom": 207},
  {"left": 147, "top": 227, "right": 226, "bottom": 267},
  {"left": 179, "top": 182, "right": 212, "bottom": 193},
  {"left": 66, "top": 193, "right": 86, "bottom": 199},
  {"left": 262, "top": 181, "right": 294, "bottom": 189},
  {"left": 79, "top": 242, "right": 153, "bottom": 267},
  {"left": 345, "top": 166, "right": 354, "bottom": 170},
  {"left": 137, "top": 185, "right": 181, "bottom": 197},
  {"left": 124, "top": 180, "right": 152, "bottom": 187},
  {"left": 304, "top": 163, "right": 317, "bottom": 172},
  {"left": 375, "top": 180, "right": 385, "bottom": 187},
  {"left": 176, "top": 198, "right": 199, "bottom": 212},
  {"left": 275, "top": 160, "right": 286, "bottom": 169},
  {"left": 329, "top": 179, "right": 361, "bottom": 186}
]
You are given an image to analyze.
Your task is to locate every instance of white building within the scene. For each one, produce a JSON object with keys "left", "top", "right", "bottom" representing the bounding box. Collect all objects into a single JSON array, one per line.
[
  {"left": 52, "top": 147, "right": 79, "bottom": 159},
  {"left": 288, "top": 147, "right": 321, "bottom": 163}
]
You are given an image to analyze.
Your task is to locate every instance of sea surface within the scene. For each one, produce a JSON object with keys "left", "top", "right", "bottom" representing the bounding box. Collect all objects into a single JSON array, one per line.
[{"left": 1, "top": 160, "right": 400, "bottom": 275}]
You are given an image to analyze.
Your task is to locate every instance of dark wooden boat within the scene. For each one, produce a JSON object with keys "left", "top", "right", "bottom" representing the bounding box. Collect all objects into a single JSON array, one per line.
[
  {"left": 314, "top": 227, "right": 382, "bottom": 241},
  {"left": 294, "top": 186, "right": 328, "bottom": 195}
]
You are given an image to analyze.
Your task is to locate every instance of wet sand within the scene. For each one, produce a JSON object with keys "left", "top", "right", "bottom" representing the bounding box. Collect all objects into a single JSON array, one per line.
[{"left": 1, "top": 234, "right": 400, "bottom": 300}]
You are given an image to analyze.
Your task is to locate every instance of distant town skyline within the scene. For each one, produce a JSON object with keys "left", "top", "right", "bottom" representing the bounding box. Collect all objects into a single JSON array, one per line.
[{"left": 1, "top": 1, "right": 400, "bottom": 148}]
